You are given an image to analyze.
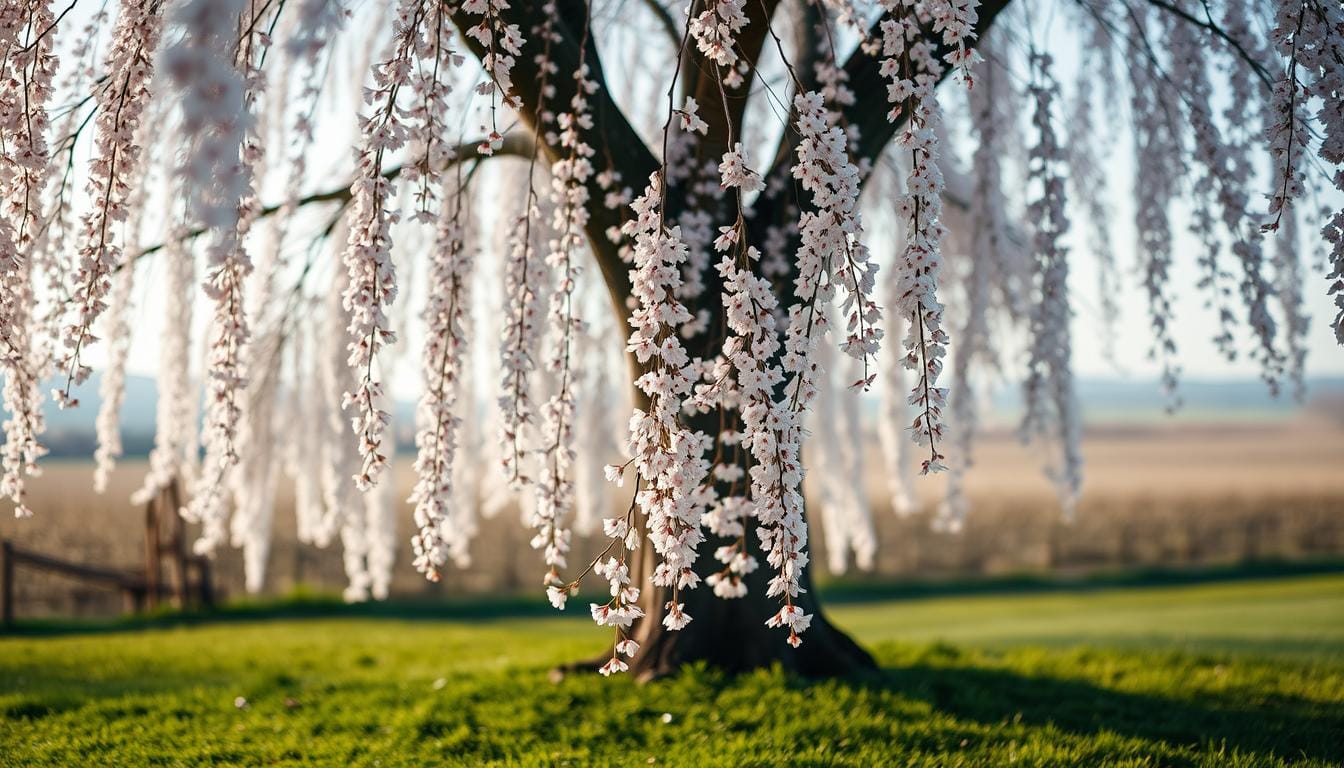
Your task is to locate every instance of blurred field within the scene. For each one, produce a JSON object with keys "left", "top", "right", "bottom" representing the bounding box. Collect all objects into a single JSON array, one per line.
[
  {"left": 2, "top": 574, "right": 1341, "bottom": 766},
  {"left": 2, "top": 417, "right": 1343, "bottom": 617}
]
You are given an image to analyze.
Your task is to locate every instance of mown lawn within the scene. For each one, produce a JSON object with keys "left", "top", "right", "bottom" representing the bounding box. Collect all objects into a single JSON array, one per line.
[{"left": 2, "top": 574, "right": 1341, "bottom": 766}]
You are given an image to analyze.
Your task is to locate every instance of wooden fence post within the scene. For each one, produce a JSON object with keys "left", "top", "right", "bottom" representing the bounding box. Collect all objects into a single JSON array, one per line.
[
  {"left": 2, "top": 539, "right": 14, "bottom": 627},
  {"left": 165, "top": 478, "right": 189, "bottom": 609},
  {"left": 196, "top": 557, "right": 214, "bottom": 608},
  {"left": 144, "top": 492, "right": 161, "bottom": 611}
]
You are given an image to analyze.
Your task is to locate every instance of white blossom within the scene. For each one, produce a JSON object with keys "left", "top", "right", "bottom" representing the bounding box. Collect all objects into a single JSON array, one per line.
[
  {"left": 1020, "top": 52, "right": 1081, "bottom": 517},
  {"left": 1265, "top": 1, "right": 1343, "bottom": 343},
  {"left": 341, "top": 0, "right": 434, "bottom": 492},
  {"left": 170, "top": 0, "right": 253, "bottom": 554},
  {"left": 616, "top": 174, "right": 710, "bottom": 627},
  {"left": 688, "top": 0, "right": 748, "bottom": 73},
  {"left": 0, "top": 0, "right": 58, "bottom": 516},
  {"left": 133, "top": 218, "right": 198, "bottom": 506},
  {"left": 410, "top": 178, "right": 475, "bottom": 582},
  {"left": 532, "top": 51, "right": 598, "bottom": 586},
  {"left": 1129, "top": 8, "right": 1186, "bottom": 408},
  {"left": 57, "top": 0, "right": 164, "bottom": 407},
  {"left": 463, "top": 0, "right": 525, "bottom": 152},
  {"left": 879, "top": 1, "right": 967, "bottom": 474}
]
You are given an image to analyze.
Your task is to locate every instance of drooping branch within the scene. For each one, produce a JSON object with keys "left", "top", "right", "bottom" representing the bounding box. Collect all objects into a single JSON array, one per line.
[
  {"left": 450, "top": 0, "right": 659, "bottom": 320},
  {"left": 1139, "top": 0, "right": 1273, "bottom": 87},
  {"left": 680, "top": 0, "right": 782, "bottom": 155},
  {"left": 843, "top": 0, "right": 1014, "bottom": 173},
  {"left": 746, "top": 1, "right": 1012, "bottom": 254},
  {"left": 130, "top": 133, "right": 532, "bottom": 261},
  {"left": 639, "top": 0, "right": 681, "bottom": 48}
]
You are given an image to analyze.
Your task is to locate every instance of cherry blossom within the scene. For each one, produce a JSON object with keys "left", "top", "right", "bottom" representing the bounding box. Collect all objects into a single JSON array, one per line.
[
  {"left": 0, "top": 0, "right": 58, "bottom": 517},
  {"left": 169, "top": 0, "right": 253, "bottom": 554},
  {"left": 1020, "top": 52, "right": 1081, "bottom": 517},
  {"left": 57, "top": 0, "right": 164, "bottom": 407},
  {"left": 410, "top": 178, "right": 475, "bottom": 582}
]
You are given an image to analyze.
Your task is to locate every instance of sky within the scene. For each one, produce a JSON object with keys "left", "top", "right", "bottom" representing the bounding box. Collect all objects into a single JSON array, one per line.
[{"left": 58, "top": 0, "right": 1344, "bottom": 414}]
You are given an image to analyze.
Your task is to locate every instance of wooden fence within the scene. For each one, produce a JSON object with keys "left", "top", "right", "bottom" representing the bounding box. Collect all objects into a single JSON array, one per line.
[{"left": 2, "top": 479, "right": 213, "bottom": 627}]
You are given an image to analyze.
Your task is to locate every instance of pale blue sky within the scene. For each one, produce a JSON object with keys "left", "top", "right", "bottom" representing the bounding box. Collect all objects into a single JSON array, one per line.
[{"left": 63, "top": 0, "right": 1342, "bottom": 405}]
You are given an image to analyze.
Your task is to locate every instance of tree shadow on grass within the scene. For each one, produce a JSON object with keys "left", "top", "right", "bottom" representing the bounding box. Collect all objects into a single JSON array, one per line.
[{"left": 852, "top": 657, "right": 1344, "bottom": 765}]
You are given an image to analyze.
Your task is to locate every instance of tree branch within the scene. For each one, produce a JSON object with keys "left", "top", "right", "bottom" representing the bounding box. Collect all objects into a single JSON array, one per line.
[
  {"left": 450, "top": 0, "right": 659, "bottom": 319},
  {"left": 681, "top": 0, "right": 783, "bottom": 156},
  {"left": 843, "top": 0, "right": 1015, "bottom": 173},
  {"left": 1140, "top": 0, "right": 1273, "bottom": 87},
  {"left": 746, "top": 1, "right": 1012, "bottom": 242},
  {"left": 638, "top": 0, "right": 681, "bottom": 49},
  {"left": 136, "top": 133, "right": 533, "bottom": 258}
]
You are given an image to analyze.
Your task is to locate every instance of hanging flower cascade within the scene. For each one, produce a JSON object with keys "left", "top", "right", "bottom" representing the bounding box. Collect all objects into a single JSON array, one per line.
[
  {"left": 1265, "top": 1, "right": 1343, "bottom": 343},
  {"left": 878, "top": 0, "right": 980, "bottom": 476},
  {"left": 0, "top": 0, "right": 59, "bottom": 518},
  {"left": 409, "top": 180, "right": 475, "bottom": 582},
  {"left": 170, "top": 0, "right": 255, "bottom": 554},
  {"left": 532, "top": 30, "right": 598, "bottom": 588},
  {"left": 1020, "top": 51, "right": 1081, "bottom": 518}
]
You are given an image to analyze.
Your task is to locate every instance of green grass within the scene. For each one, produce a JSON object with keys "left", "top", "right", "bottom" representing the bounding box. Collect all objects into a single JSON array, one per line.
[{"left": 2, "top": 575, "right": 1342, "bottom": 766}]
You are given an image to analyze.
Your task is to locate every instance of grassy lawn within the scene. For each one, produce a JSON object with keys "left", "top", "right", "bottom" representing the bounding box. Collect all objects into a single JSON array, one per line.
[{"left": 1, "top": 574, "right": 1341, "bottom": 766}]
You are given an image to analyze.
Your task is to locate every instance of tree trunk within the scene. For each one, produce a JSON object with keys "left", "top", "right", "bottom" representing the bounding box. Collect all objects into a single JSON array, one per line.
[
  {"left": 444, "top": 0, "right": 1011, "bottom": 681},
  {"left": 563, "top": 301, "right": 879, "bottom": 681},
  {"left": 622, "top": 535, "right": 878, "bottom": 681}
]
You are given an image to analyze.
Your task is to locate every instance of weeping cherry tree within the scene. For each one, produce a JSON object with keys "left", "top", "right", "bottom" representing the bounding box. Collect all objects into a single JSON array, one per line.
[{"left": 1, "top": 0, "right": 1342, "bottom": 678}]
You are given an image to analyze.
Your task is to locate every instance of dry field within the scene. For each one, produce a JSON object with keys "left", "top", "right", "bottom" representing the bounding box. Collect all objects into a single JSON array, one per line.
[{"left": 3, "top": 417, "right": 1342, "bottom": 618}]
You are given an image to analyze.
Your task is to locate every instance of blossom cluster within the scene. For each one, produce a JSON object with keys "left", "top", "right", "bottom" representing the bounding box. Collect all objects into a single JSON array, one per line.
[
  {"left": 1129, "top": 8, "right": 1185, "bottom": 408},
  {"left": 703, "top": 148, "right": 774, "bottom": 603},
  {"left": 1164, "top": 12, "right": 1238, "bottom": 363},
  {"left": 1066, "top": 22, "right": 1119, "bottom": 362},
  {"left": 230, "top": 328, "right": 285, "bottom": 594},
  {"left": 403, "top": 2, "right": 465, "bottom": 220},
  {"left": 494, "top": 10, "right": 559, "bottom": 496},
  {"left": 133, "top": 220, "right": 197, "bottom": 505},
  {"left": 409, "top": 182, "right": 474, "bottom": 582},
  {"left": 168, "top": 0, "right": 254, "bottom": 554},
  {"left": 0, "top": 0, "right": 57, "bottom": 517},
  {"left": 689, "top": 0, "right": 748, "bottom": 80},
  {"left": 496, "top": 200, "right": 550, "bottom": 488},
  {"left": 1020, "top": 52, "right": 1081, "bottom": 517},
  {"left": 879, "top": 5, "right": 955, "bottom": 473},
  {"left": 1213, "top": 2, "right": 1284, "bottom": 385},
  {"left": 1266, "top": 1, "right": 1343, "bottom": 342},
  {"left": 318, "top": 263, "right": 378, "bottom": 601},
  {"left": 792, "top": 94, "right": 882, "bottom": 379},
  {"left": 753, "top": 90, "right": 875, "bottom": 645},
  {"left": 940, "top": 40, "right": 1013, "bottom": 532},
  {"left": 463, "top": 0, "right": 525, "bottom": 153},
  {"left": 58, "top": 0, "right": 164, "bottom": 407},
  {"left": 532, "top": 51, "right": 599, "bottom": 585},
  {"left": 922, "top": 0, "right": 981, "bottom": 75},
  {"left": 211, "top": 0, "right": 279, "bottom": 568},
  {"left": 93, "top": 260, "right": 136, "bottom": 494},
  {"left": 341, "top": 0, "right": 429, "bottom": 492},
  {"left": 588, "top": 524, "right": 643, "bottom": 676},
  {"left": 618, "top": 174, "right": 711, "bottom": 637},
  {"left": 1265, "top": 2, "right": 1313, "bottom": 231},
  {"left": 28, "top": 7, "right": 107, "bottom": 385}
]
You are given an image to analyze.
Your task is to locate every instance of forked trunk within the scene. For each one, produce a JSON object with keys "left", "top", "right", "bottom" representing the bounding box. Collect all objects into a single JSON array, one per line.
[{"left": 562, "top": 362, "right": 878, "bottom": 682}]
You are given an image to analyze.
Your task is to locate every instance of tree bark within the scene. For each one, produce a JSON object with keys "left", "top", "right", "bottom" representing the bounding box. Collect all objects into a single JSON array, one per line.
[
  {"left": 622, "top": 506, "right": 878, "bottom": 681},
  {"left": 447, "top": 0, "right": 1010, "bottom": 680}
]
